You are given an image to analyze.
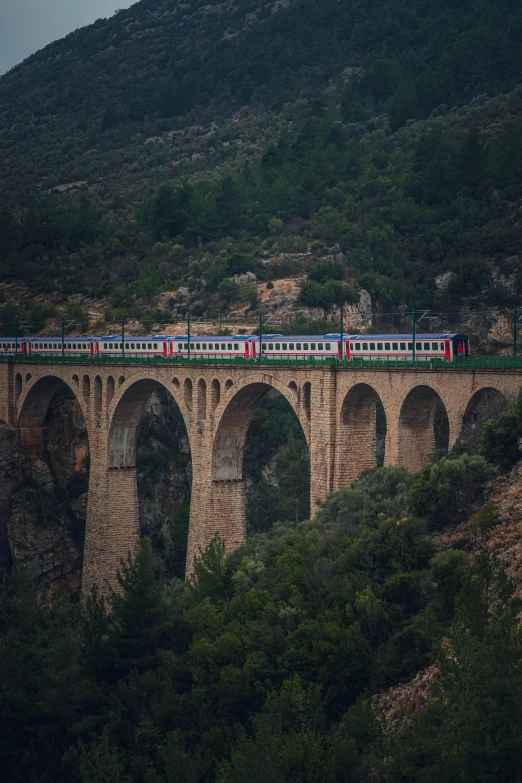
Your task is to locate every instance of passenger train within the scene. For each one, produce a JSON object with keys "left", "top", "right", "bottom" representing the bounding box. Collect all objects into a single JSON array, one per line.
[{"left": 0, "top": 333, "right": 470, "bottom": 361}]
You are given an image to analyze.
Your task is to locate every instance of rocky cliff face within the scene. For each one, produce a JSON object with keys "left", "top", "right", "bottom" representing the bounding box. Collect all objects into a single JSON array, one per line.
[
  {"left": 0, "top": 392, "right": 88, "bottom": 600},
  {"left": 136, "top": 389, "right": 191, "bottom": 580}
]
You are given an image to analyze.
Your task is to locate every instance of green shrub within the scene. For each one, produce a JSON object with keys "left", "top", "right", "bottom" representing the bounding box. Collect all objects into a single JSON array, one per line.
[
  {"left": 408, "top": 455, "right": 492, "bottom": 530},
  {"left": 480, "top": 391, "right": 522, "bottom": 470}
]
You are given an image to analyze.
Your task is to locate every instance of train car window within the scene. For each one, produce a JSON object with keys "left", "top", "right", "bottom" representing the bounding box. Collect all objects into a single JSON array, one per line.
[
  {"left": 196, "top": 343, "right": 200, "bottom": 350},
  {"left": 377, "top": 343, "right": 383, "bottom": 350},
  {"left": 227, "top": 343, "right": 232, "bottom": 350},
  {"left": 393, "top": 342, "right": 398, "bottom": 350},
  {"left": 131, "top": 343, "right": 135, "bottom": 349},
  {"left": 275, "top": 343, "right": 281, "bottom": 350},
  {"left": 363, "top": 343, "right": 368, "bottom": 350},
  {"left": 310, "top": 343, "right": 316, "bottom": 350},
  {"left": 289, "top": 343, "right": 294, "bottom": 350},
  {"left": 269, "top": 344, "right": 274, "bottom": 350},
  {"left": 303, "top": 343, "right": 309, "bottom": 350},
  {"left": 234, "top": 343, "right": 239, "bottom": 350},
  {"left": 262, "top": 343, "right": 267, "bottom": 350},
  {"left": 148, "top": 343, "right": 152, "bottom": 350},
  {"left": 432, "top": 342, "right": 438, "bottom": 351},
  {"left": 220, "top": 343, "right": 225, "bottom": 350},
  {"left": 73, "top": 344, "right": 77, "bottom": 349},
  {"left": 318, "top": 343, "right": 323, "bottom": 350},
  {"left": 424, "top": 342, "right": 430, "bottom": 350},
  {"left": 385, "top": 343, "right": 390, "bottom": 350},
  {"left": 407, "top": 342, "right": 412, "bottom": 349},
  {"left": 200, "top": 343, "right": 206, "bottom": 350},
  {"left": 280, "top": 343, "right": 286, "bottom": 350},
  {"left": 439, "top": 342, "right": 444, "bottom": 350},
  {"left": 296, "top": 343, "right": 301, "bottom": 350},
  {"left": 325, "top": 343, "right": 331, "bottom": 350},
  {"left": 369, "top": 343, "right": 375, "bottom": 350},
  {"left": 355, "top": 344, "right": 360, "bottom": 350}
]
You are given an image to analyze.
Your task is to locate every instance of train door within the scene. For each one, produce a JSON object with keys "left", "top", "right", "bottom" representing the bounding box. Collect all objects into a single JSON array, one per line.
[
  {"left": 245, "top": 343, "right": 250, "bottom": 360},
  {"left": 163, "top": 341, "right": 167, "bottom": 358},
  {"left": 444, "top": 341, "right": 451, "bottom": 361},
  {"left": 251, "top": 341, "right": 256, "bottom": 360},
  {"left": 455, "top": 338, "right": 465, "bottom": 358}
]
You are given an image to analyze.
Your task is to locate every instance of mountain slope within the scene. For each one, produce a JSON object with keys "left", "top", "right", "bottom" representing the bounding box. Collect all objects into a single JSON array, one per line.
[
  {"left": 1, "top": 0, "right": 521, "bottom": 203},
  {"left": 1, "top": 0, "right": 522, "bottom": 322}
]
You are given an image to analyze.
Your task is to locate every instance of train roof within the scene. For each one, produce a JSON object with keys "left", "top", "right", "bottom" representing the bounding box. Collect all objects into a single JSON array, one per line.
[
  {"left": 96, "top": 335, "right": 169, "bottom": 341},
  {"left": 346, "top": 333, "right": 468, "bottom": 340},
  {"left": 28, "top": 336, "right": 94, "bottom": 341},
  {"left": 173, "top": 334, "right": 256, "bottom": 342},
  {"left": 260, "top": 334, "right": 341, "bottom": 341}
]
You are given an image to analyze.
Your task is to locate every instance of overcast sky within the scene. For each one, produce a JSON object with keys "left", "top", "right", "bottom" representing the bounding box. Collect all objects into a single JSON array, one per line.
[{"left": 0, "top": 0, "right": 135, "bottom": 75}]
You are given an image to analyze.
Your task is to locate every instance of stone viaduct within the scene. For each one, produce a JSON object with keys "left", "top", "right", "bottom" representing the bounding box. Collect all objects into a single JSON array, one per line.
[{"left": 1, "top": 361, "right": 521, "bottom": 593}]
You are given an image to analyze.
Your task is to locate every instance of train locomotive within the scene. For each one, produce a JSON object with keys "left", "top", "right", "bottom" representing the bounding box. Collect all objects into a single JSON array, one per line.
[{"left": 0, "top": 332, "right": 470, "bottom": 361}]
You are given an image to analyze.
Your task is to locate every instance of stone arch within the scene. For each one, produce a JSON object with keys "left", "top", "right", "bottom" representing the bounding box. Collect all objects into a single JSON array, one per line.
[
  {"left": 17, "top": 372, "right": 89, "bottom": 429},
  {"left": 94, "top": 375, "right": 102, "bottom": 415},
  {"left": 338, "top": 383, "right": 386, "bottom": 487},
  {"left": 106, "top": 376, "right": 115, "bottom": 406},
  {"left": 15, "top": 373, "right": 22, "bottom": 399},
  {"left": 211, "top": 379, "right": 221, "bottom": 412},
  {"left": 17, "top": 373, "right": 89, "bottom": 463},
  {"left": 82, "top": 374, "right": 90, "bottom": 401},
  {"left": 16, "top": 374, "right": 91, "bottom": 595},
  {"left": 184, "top": 378, "right": 193, "bottom": 410},
  {"left": 459, "top": 387, "right": 508, "bottom": 453},
  {"left": 197, "top": 378, "right": 207, "bottom": 420},
  {"left": 108, "top": 377, "right": 189, "bottom": 469},
  {"left": 105, "top": 377, "right": 191, "bottom": 583},
  {"left": 204, "top": 377, "right": 310, "bottom": 558},
  {"left": 398, "top": 385, "right": 449, "bottom": 473}
]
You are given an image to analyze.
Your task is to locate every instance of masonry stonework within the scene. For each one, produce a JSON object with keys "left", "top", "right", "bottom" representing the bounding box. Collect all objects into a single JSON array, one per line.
[{"left": 7, "top": 361, "right": 522, "bottom": 594}]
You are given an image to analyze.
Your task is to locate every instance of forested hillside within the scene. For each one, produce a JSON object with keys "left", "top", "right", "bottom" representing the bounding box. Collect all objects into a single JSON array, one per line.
[{"left": 1, "top": 0, "right": 522, "bottom": 319}]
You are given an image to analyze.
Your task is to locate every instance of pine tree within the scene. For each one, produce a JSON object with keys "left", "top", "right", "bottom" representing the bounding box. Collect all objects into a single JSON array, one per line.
[{"left": 110, "top": 538, "right": 173, "bottom": 674}]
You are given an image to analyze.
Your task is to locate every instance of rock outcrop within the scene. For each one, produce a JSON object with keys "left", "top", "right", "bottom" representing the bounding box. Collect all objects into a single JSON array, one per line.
[{"left": 0, "top": 393, "right": 88, "bottom": 600}]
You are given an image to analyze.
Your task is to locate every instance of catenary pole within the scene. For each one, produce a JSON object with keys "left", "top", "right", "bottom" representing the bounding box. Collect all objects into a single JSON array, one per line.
[
  {"left": 514, "top": 303, "right": 518, "bottom": 360},
  {"left": 412, "top": 308, "right": 416, "bottom": 362},
  {"left": 258, "top": 311, "right": 262, "bottom": 365},
  {"left": 187, "top": 311, "right": 191, "bottom": 361},
  {"left": 340, "top": 307, "right": 344, "bottom": 362}
]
